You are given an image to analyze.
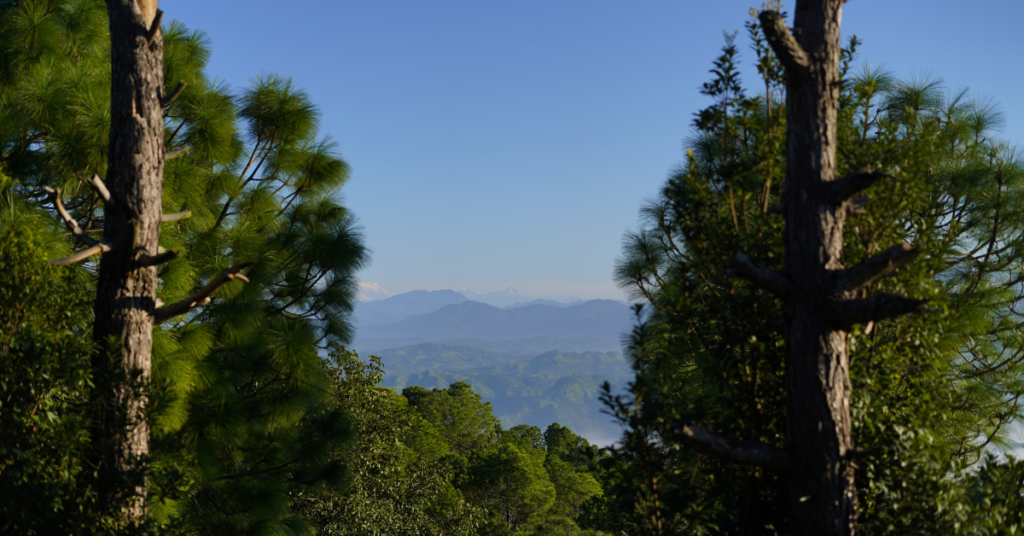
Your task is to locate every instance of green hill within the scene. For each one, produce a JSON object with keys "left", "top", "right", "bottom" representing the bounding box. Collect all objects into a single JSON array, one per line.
[{"left": 382, "top": 351, "right": 631, "bottom": 443}]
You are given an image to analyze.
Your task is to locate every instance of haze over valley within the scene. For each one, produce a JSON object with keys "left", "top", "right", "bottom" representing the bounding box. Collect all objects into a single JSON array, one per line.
[{"left": 351, "top": 286, "right": 634, "bottom": 444}]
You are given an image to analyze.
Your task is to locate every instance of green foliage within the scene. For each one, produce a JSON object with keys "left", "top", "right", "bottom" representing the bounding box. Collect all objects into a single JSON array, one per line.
[
  {"left": 396, "top": 379, "right": 610, "bottom": 533},
  {"left": 525, "top": 516, "right": 611, "bottom": 536},
  {"left": 0, "top": 208, "right": 103, "bottom": 534},
  {"left": 462, "top": 442, "right": 556, "bottom": 531},
  {"left": 606, "top": 13, "right": 1024, "bottom": 536},
  {"left": 404, "top": 381, "right": 501, "bottom": 457},
  {"left": 294, "top": 350, "right": 482, "bottom": 536}
]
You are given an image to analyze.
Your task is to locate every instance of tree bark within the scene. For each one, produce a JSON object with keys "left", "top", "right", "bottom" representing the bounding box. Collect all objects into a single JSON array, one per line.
[
  {"left": 767, "top": 1, "right": 856, "bottom": 534},
  {"left": 92, "top": 0, "right": 163, "bottom": 524}
]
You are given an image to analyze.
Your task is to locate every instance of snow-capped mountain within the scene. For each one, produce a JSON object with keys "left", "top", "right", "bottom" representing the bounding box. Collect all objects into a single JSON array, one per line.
[{"left": 356, "top": 282, "right": 391, "bottom": 302}]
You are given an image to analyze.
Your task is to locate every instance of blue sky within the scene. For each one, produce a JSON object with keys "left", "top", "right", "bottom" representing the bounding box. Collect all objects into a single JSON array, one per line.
[{"left": 167, "top": 0, "right": 1024, "bottom": 300}]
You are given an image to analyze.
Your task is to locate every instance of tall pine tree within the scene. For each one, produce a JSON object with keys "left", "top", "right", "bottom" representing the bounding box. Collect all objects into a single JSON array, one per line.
[
  {"left": 0, "top": 1, "right": 366, "bottom": 533},
  {"left": 607, "top": 5, "right": 1024, "bottom": 535}
]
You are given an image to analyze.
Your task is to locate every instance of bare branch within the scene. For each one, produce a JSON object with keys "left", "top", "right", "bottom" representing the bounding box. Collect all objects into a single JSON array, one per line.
[
  {"left": 49, "top": 242, "right": 113, "bottom": 266},
  {"left": 729, "top": 251, "right": 793, "bottom": 299},
  {"left": 165, "top": 146, "right": 190, "bottom": 160},
  {"left": 759, "top": 11, "right": 810, "bottom": 79},
  {"left": 145, "top": 9, "right": 163, "bottom": 46},
  {"left": 672, "top": 422, "right": 801, "bottom": 476},
  {"left": 827, "top": 293, "right": 928, "bottom": 329},
  {"left": 88, "top": 176, "right": 113, "bottom": 208},
  {"left": 846, "top": 196, "right": 869, "bottom": 217},
  {"left": 836, "top": 242, "right": 920, "bottom": 293},
  {"left": 136, "top": 250, "right": 178, "bottom": 267},
  {"left": 160, "top": 80, "right": 186, "bottom": 107},
  {"left": 45, "top": 187, "right": 99, "bottom": 247},
  {"left": 821, "top": 168, "right": 892, "bottom": 205},
  {"left": 161, "top": 210, "right": 192, "bottom": 223},
  {"left": 153, "top": 261, "right": 255, "bottom": 322},
  {"left": 848, "top": 446, "right": 883, "bottom": 459}
]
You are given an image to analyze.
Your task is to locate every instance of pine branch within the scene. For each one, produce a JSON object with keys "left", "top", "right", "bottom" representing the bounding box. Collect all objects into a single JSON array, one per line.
[
  {"left": 729, "top": 251, "right": 793, "bottom": 299},
  {"left": 758, "top": 11, "right": 810, "bottom": 79},
  {"left": 87, "top": 174, "right": 112, "bottom": 204},
  {"left": 161, "top": 210, "right": 192, "bottom": 223},
  {"left": 672, "top": 422, "right": 800, "bottom": 476},
  {"left": 145, "top": 9, "right": 163, "bottom": 46},
  {"left": 835, "top": 242, "right": 920, "bottom": 293},
  {"left": 827, "top": 292, "right": 928, "bottom": 329},
  {"left": 136, "top": 249, "right": 178, "bottom": 267},
  {"left": 49, "top": 242, "right": 113, "bottom": 266},
  {"left": 153, "top": 261, "right": 255, "bottom": 322},
  {"left": 45, "top": 187, "right": 99, "bottom": 247},
  {"left": 165, "top": 146, "right": 190, "bottom": 160},
  {"left": 821, "top": 168, "right": 892, "bottom": 205}
]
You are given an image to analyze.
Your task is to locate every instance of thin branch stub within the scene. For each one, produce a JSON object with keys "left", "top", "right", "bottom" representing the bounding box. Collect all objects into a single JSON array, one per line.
[
  {"left": 161, "top": 211, "right": 192, "bottom": 223},
  {"left": 136, "top": 250, "right": 178, "bottom": 267},
  {"left": 49, "top": 242, "right": 113, "bottom": 266},
  {"left": 165, "top": 146, "right": 190, "bottom": 160},
  {"left": 758, "top": 10, "right": 810, "bottom": 79},
  {"left": 827, "top": 292, "right": 928, "bottom": 329},
  {"left": 673, "top": 422, "right": 801, "bottom": 476},
  {"left": 836, "top": 242, "right": 920, "bottom": 293},
  {"left": 88, "top": 174, "right": 112, "bottom": 204},
  {"left": 160, "top": 80, "right": 186, "bottom": 107},
  {"left": 153, "top": 261, "right": 255, "bottom": 322},
  {"left": 729, "top": 251, "right": 793, "bottom": 299},
  {"left": 45, "top": 187, "right": 99, "bottom": 247},
  {"left": 847, "top": 196, "right": 869, "bottom": 216},
  {"left": 822, "top": 168, "right": 893, "bottom": 205},
  {"left": 146, "top": 9, "right": 163, "bottom": 46}
]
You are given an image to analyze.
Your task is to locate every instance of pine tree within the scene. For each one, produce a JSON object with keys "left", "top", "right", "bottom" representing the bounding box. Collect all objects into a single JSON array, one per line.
[
  {"left": 607, "top": 3, "right": 1024, "bottom": 535},
  {"left": 0, "top": 2, "right": 367, "bottom": 532}
]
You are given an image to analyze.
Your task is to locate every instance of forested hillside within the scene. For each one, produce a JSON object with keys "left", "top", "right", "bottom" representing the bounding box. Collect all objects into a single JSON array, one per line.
[{"left": 383, "top": 351, "right": 632, "bottom": 442}]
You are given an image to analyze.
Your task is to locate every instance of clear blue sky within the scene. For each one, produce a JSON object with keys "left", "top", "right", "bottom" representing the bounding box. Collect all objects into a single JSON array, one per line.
[{"left": 167, "top": 0, "right": 1024, "bottom": 300}]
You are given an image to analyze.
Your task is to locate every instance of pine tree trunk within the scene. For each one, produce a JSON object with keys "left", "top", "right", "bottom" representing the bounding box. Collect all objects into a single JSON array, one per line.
[
  {"left": 779, "top": 1, "right": 855, "bottom": 534},
  {"left": 92, "top": 0, "right": 163, "bottom": 524}
]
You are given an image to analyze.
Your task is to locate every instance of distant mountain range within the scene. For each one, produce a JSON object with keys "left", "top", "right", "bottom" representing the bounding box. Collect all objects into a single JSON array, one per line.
[
  {"left": 355, "top": 285, "right": 600, "bottom": 310},
  {"left": 503, "top": 298, "right": 585, "bottom": 310},
  {"left": 358, "top": 337, "right": 622, "bottom": 358},
  {"left": 458, "top": 286, "right": 530, "bottom": 308},
  {"left": 354, "top": 289, "right": 467, "bottom": 326},
  {"left": 356, "top": 300, "right": 632, "bottom": 343}
]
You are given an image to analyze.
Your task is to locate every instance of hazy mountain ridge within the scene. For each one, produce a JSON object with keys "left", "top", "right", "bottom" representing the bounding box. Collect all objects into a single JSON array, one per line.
[
  {"left": 357, "top": 299, "right": 632, "bottom": 342},
  {"left": 353, "top": 289, "right": 467, "bottom": 326},
  {"left": 354, "top": 336, "right": 622, "bottom": 357}
]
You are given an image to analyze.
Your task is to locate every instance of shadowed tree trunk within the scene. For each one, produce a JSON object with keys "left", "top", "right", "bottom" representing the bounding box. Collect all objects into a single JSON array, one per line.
[
  {"left": 92, "top": 0, "right": 163, "bottom": 524},
  {"left": 671, "top": 2, "right": 926, "bottom": 534},
  {"left": 771, "top": 1, "right": 856, "bottom": 533}
]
